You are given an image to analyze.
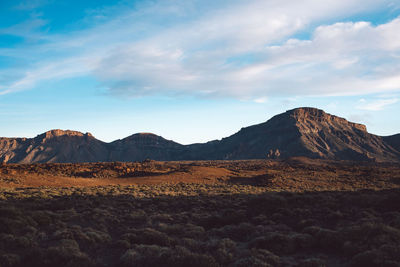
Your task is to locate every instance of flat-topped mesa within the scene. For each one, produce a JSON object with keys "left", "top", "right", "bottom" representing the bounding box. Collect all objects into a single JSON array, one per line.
[
  {"left": 286, "top": 107, "right": 367, "bottom": 132},
  {"left": 38, "top": 129, "right": 94, "bottom": 139}
]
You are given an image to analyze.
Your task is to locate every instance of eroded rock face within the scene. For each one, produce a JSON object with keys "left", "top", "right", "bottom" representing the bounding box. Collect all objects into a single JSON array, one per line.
[
  {"left": 0, "top": 108, "right": 399, "bottom": 163},
  {"left": 42, "top": 129, "right": 93, "bottom": 138},
  {"left": 288, "top": 107, "right": 367, "bottom": 132}
]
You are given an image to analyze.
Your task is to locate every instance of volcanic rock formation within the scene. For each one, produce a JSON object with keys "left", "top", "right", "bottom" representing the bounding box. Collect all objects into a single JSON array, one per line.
[{"left": 1, "top": 108, "right": 399, "bottom": 163}]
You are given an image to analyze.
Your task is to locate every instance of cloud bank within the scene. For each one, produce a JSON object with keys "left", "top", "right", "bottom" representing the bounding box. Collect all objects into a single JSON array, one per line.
[{"left": 1, "top": 0, "right": 400, "bottom": 99}]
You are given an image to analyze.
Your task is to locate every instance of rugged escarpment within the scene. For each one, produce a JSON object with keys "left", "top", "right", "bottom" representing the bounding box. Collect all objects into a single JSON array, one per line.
[{"left": 1, "top": 108, "right": 399, "bottom": 163}]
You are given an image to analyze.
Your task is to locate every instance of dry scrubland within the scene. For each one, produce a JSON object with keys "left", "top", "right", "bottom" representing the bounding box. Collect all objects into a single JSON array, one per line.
[{"left": 1, "top": 159, "right": 400, "bottom": 266}]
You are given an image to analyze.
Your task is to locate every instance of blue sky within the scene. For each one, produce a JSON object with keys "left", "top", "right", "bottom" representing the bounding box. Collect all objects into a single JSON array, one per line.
[{"left": 0, "top": 0, "right": 400, "bottom": 144}]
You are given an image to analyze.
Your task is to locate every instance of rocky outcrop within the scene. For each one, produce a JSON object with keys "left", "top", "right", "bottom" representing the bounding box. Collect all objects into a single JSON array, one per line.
[{"left": 1, "top": 108, "right": 400, "bottom": 163}]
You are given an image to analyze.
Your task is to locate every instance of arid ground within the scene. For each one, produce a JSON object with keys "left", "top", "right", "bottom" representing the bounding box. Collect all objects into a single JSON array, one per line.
[{"left": 1, "top": 158, "right": 400, "bottom": 266}]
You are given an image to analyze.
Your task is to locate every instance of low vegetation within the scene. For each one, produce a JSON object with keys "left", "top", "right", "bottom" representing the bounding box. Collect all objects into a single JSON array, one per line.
[
  {"left": 1, "top": 182, "right": 400, "bottom": 266},
  {"left": 1, "top": 159, "right": 400, "bottom": 266}
]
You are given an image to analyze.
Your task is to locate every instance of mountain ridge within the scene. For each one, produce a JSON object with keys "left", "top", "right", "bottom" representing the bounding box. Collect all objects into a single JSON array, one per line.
[{"left": 1, "top": 107, "right": 400, "bottom": 163}]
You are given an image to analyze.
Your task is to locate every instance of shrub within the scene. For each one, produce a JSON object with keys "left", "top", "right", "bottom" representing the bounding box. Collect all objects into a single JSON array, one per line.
[
  {"left": 303, "top": 227, "right": 343, "bottom": 250},
  {"left": 165, "top": 246, "right": 219, "bottom": 267},
  {"left": 199, "top": 212, "right": 245, "bottom": 230},
  {"left": 150, "top": 213, "right": 173, "bottom": 223},
  {"left": 298, "top": 257, "right": 326, "bottom": 267},
  {"left": 52, "top": 229, "right": 74, "bottom": 240},
  {"left": 85, "top": 229, "right": 111, "bottom": 244},
  {"left": 0, "top": 234, "right": 15, "bottom": 250},
  {"left": 119, "top": 245, "right": 170, "bottom": 267},
  {"left": 122, "top": 228, "right": 173, "bottom": 247},
  {"left": 44, "top": 239, "right": 93, "bottom": 267},
  {"left": 212, "top": 223, "right": 257, "bottom": 242},
  {"left": 292, "top": 233, "right": 315, "bottom": 250},
  {"left": 126, "top": 210, "right": 148, "bottom": 225},
  {"left": 234, "top": 249, "right": 280, "bottom": 267},
  {"left": 315, "top": 228, "right": 343, "bottom": 250},
  {"left": 30, "top": 211, "right": 54, "bottom": 226},
  {"left": 343, "top": 222, "right": 400, "bottom": 250},
  {"left": 114, "top": 239, "right": 131, "bottom": 249},
  {"left": 0, "top": 253, "right": 20, "bottom": 267},
  {"left": 351, "top": 250, "right": 382, "bottom": 267},
  {"left": 207, "top": 238, "right": 237, "bottom": 265},
  {"left": 249, "top": 232, "right": 295, "bottom": 254}
]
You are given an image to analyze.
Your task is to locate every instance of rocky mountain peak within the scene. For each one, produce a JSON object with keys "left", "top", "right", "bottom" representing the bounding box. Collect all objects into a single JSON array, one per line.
[
  {"left": 286, "top": 107, "right": 367, "bottom": 132},
  {"left": 125, "top": 133, "right": 160, "bottom": 140},
  {"left": 287, "top": 107, "right": 327, "bottom": 120},
  {"left": 39, "top": 129, "right": 93, "bottom": 139},
  {"left": 121, "top": 133, "right": 181, "bottom": 147}
]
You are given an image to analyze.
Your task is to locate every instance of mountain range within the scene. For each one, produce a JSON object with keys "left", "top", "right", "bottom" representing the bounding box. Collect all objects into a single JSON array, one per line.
[{"left": 1, "top": 107, "right": 400, "bottom": 163}]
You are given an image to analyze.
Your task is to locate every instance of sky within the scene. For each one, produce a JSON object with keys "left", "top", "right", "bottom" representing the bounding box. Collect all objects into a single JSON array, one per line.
[{"left": 0, "top": 0, "right": 400, "bottom": 144}]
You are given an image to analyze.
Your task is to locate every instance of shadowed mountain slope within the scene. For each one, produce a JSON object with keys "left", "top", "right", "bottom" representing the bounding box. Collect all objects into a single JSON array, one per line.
[
  {"left": 108, "top": 133, "right": 184, "bottom": 162},
  {"left": 383, "top": 134, "right": 400, "bottom": 152},
  {"left": 1, "top": 108, "right": 399, "bottom": 163}
]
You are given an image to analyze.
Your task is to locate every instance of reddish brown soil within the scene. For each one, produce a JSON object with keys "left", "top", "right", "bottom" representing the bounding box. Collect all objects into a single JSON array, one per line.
[{"left": 1, "top": 158, "right": 400, "bottom": 191}]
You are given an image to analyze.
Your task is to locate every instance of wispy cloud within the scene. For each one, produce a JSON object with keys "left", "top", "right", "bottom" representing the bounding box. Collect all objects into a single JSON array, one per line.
[
  {"left": 0, "top": 17, "right": 47, "bottom": 41},
  {"left": 0, "top": 0, "right": 399, "bottom": 99},
  {"left": 13, "top": 0, "right": 49, "bottom": 10},
  {"left": 253, "top": 97, "right": 268, "bottom": 104},
  {"left": 356, "top": 98, "right": 399, "bottom": 111}
]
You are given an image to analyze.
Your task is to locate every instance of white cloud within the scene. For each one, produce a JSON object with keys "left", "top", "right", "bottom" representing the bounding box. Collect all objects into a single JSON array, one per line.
[
  {"left": 0, "top": 56, "right": 98, "bottom": 95},
  {"left": 356, "top": 98, "right": 399, "bottom": 111},
  {"left": 254, "top": 97, "right": 268, "bottom": 103},
  {"left": 0, "top": 18, "right": 47, "bottom": 41},
  {"left": 92, "top": 2, "right": 400, "bottom": 98},
  {"left": 1, "top": 0, "right": 400, "bottom": 99}
]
